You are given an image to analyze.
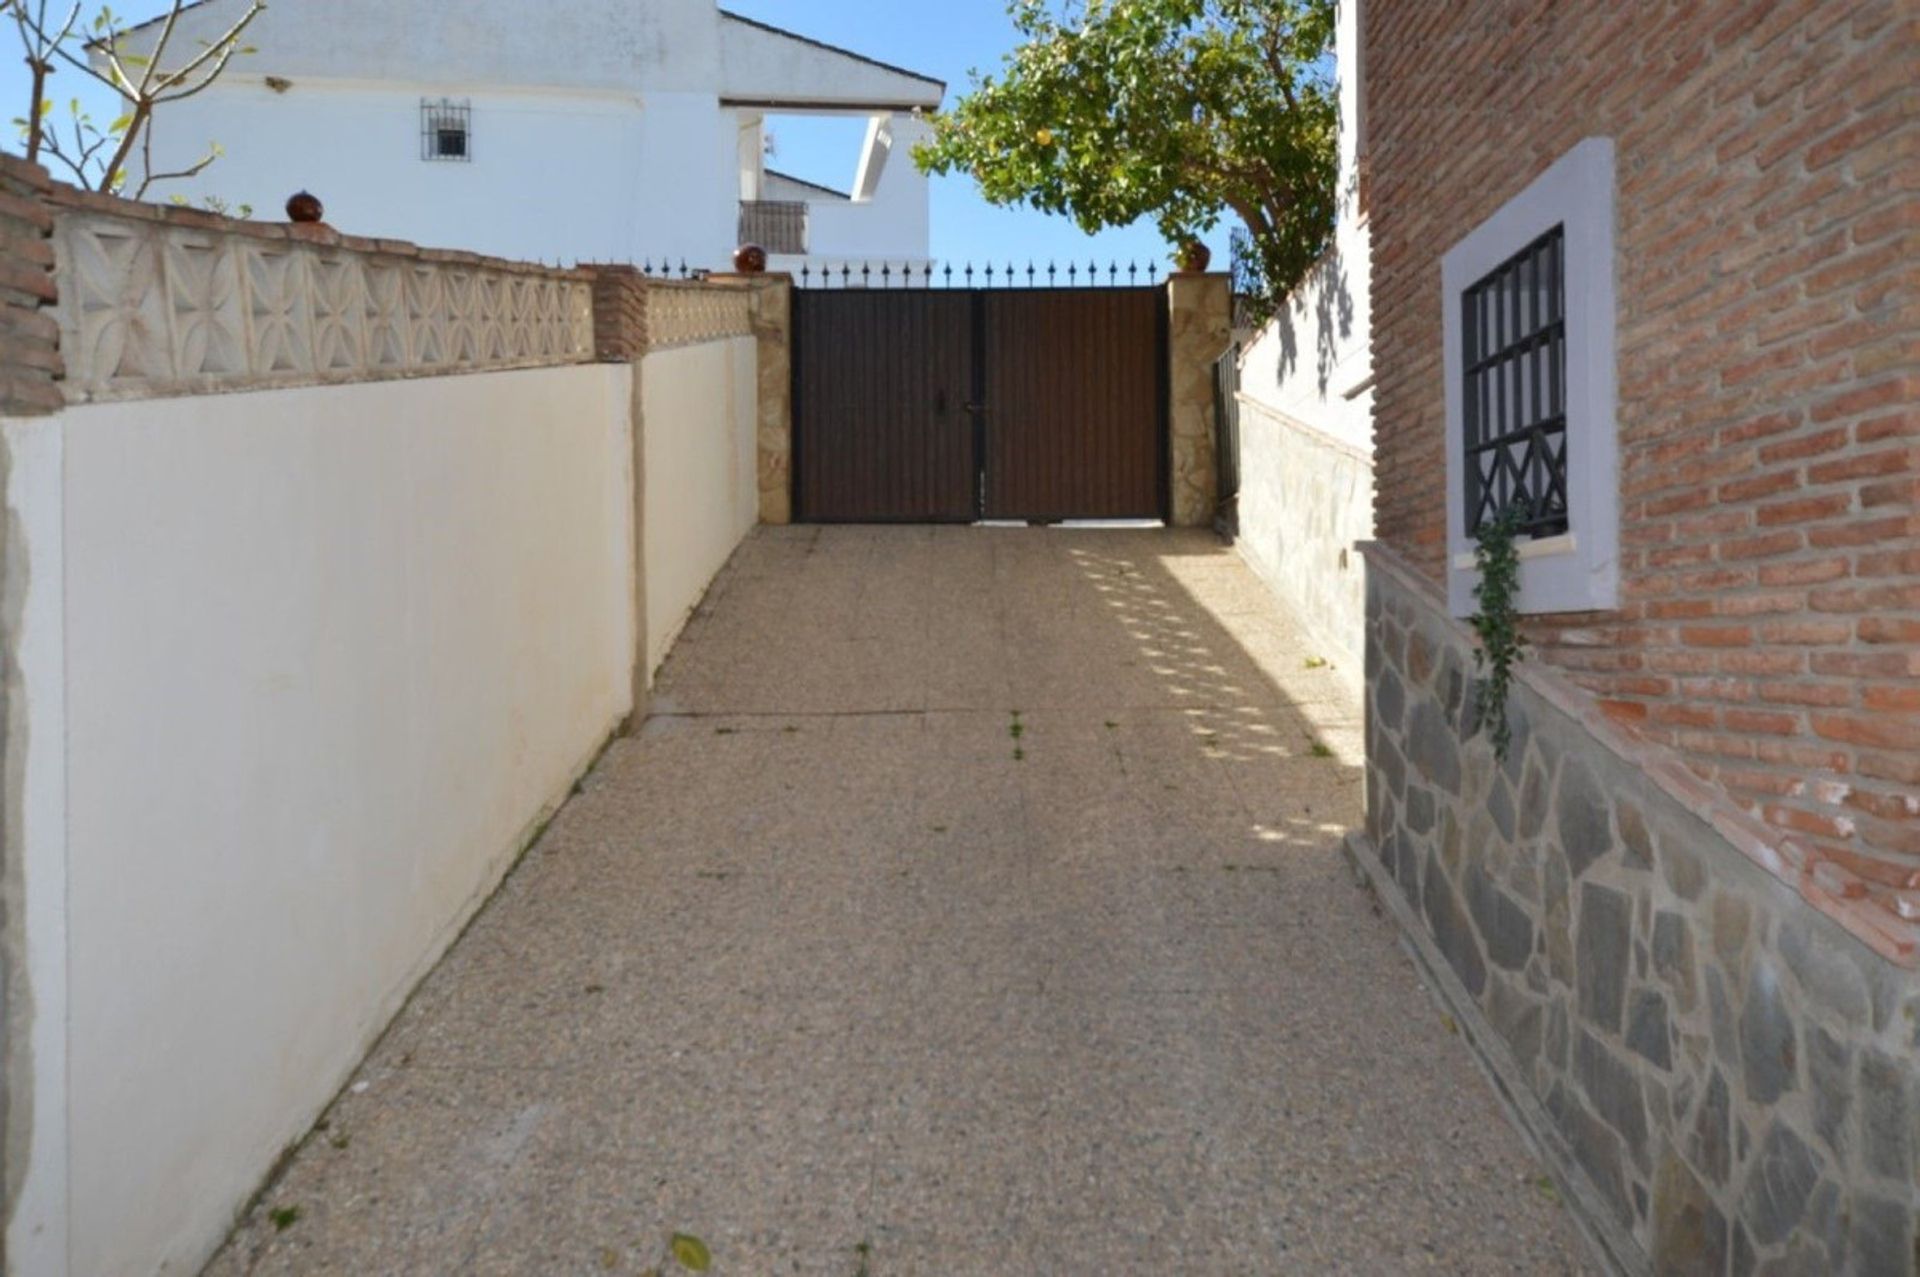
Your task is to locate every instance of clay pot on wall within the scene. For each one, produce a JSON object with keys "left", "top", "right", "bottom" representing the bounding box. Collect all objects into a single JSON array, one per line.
[
  {"left": 286, "top": 191, "right": 325, "bottom": 224},
  {"left": 1176, "top": 240, "right": 1212, "bottom": 272},
  {"left": 733, "top": 243, "right": 768, "bottom": 274}
]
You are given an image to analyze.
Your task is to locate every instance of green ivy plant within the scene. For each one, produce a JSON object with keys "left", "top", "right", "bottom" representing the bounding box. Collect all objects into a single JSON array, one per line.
[{"left": 1469, "top": 509, "right": 1528, "bottom": 761}]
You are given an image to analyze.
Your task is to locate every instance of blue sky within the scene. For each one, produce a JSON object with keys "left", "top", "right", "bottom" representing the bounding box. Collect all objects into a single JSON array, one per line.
[
  {"left": 725, "top": 0, "right": 1230, "bottom": 272},
  {"left": 0, "top": 1, "right": 1230, "bottom": 271}
]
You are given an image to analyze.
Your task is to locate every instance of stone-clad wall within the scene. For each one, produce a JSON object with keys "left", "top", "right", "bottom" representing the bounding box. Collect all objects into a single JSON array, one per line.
[
  {"left": 1234, "top": 396, "right": 1372, "bottom": 681},
  {"left": 1357, "top": 546, "right": 1918, "bottom": 1276},
  {"left": 1166, "top": 273, "right": 1231, "bottom": 528}
]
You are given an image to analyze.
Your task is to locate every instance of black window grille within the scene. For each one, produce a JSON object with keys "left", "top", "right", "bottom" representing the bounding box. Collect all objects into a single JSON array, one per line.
[
  {"left": 422, "top": 99, "right": 471, "bottom": 162},
  {"left": 1463, "top": 224, "right": 1567, "bottom": 537}
]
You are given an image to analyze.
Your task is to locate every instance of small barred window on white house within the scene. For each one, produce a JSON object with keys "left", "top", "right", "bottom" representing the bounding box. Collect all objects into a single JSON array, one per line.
[
  {"left": 1462, "top": 224, "right": 1568, "bottom": 539},
  {"left": 422, "top": 99, "right": 472, "bottom": 162}
]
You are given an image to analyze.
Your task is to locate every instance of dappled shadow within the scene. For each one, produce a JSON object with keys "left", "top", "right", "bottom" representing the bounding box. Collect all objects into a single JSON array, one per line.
[
  {"left": 1271, "top": 244, "right": 1357, "bottom": 399},
  {"left": 201, "top": 526, "right": 1591, "bottom": 1276}
]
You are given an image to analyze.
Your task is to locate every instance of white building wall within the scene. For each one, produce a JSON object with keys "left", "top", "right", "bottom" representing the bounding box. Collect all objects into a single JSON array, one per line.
[
  {"left": 1234, "top": 0, "right": 1373, "bottom": 680},
  {"left": 641, "top": 336, "right": 760, "bottom": 675},
  {"left": 120, "top": 0, "right": 721, "bottom": 94},
  {"left": 149, "top": 80, "right": 739, "bottom": 269},
  {"left": 134, "top": 1, "right": 939, "bottom": 270},
  {"left": 5, "top": 362, "right": 638, "bottom": 1277}
]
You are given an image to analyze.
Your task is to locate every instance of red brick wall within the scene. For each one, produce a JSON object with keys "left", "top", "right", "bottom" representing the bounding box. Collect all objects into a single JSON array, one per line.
[
  {"left": 1365, "top": 1, "right": 1920, "bottom": 894},
  {"left": 584, "top": 264, "right": 650, "bottom": 362},
  {"left": 0, "top": 154, "right": 61, "bottom": 416}
]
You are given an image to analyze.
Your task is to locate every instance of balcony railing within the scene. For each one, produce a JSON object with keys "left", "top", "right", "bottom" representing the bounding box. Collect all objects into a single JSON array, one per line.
[{"left": 738, "top": 200, "right": 808, "bottom": 255}]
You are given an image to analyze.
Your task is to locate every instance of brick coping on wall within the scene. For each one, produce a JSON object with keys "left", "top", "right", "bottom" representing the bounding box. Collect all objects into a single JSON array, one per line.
[{"left": 1359, "top": 540, "right": 1920, "bottom": 968}]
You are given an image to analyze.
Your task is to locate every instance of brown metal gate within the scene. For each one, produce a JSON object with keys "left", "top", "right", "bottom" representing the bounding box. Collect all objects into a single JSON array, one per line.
[{"left": 793, "top": 287, "right": 1167, "bottom": 523}]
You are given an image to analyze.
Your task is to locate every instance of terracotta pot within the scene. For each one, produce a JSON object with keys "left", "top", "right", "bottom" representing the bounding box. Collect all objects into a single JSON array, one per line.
[
  {"left": 1176, "top": 240, "right": 1212, "bottom": 272},
  {"left": 285, "top": 191, "right": 325, "bottom": 224},
  {"left": 733, "top": 243, "right": 768, "bottom": 274}
]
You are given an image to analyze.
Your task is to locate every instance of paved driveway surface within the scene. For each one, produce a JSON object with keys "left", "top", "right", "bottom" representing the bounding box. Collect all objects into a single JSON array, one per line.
[{"left": 208, "top": 527, "right": 1590, "bottom": 1275}]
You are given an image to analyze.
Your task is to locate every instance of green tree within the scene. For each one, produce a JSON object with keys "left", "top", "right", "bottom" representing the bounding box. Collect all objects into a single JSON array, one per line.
[{"left": 914, "top": 0, "right": 1337, "bottom": 310}]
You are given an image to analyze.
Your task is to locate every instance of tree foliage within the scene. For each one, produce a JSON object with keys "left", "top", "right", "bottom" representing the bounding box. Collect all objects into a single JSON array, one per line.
[
  {"left": 914, "top": 0, "right": 1337, "bottom": 308},
  {"left": 6, "top": 0, "right": 263, "bottom": 197}
]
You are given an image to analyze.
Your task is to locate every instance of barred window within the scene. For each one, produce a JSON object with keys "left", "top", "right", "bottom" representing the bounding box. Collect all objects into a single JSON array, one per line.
[
  {"left": 1462, "top": 225, "right": 1567, "bottom": 538},
  {"left": 422, "top": 99, "right": 471, "bottom": 162},
  {"left": 1441, "top": 137, "right": 1618, "bottom": 617}
]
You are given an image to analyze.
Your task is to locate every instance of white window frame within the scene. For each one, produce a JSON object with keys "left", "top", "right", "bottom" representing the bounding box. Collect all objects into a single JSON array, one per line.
[{"left": 1443, "top": 136, "right": 1618, "bottom": 617}]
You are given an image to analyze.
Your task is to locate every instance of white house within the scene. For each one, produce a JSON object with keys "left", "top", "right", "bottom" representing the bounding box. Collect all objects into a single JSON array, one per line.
[{"left": 123, "top": 0, "right": 943, "bottom": 269}]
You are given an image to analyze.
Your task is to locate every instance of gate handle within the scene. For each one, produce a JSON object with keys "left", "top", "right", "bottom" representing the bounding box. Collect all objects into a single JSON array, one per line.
[{"left": 965, "top": 401, "right": 988, "bottom": 414}]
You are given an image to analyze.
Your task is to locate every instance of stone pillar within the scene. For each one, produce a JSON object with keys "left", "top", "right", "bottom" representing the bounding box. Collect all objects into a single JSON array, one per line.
[
  {"left": 747, "top": 276, "right": 793, "bottom": 525},
  {"left": 1165, "top": 272, "right": 1232, "bottom": 528}
]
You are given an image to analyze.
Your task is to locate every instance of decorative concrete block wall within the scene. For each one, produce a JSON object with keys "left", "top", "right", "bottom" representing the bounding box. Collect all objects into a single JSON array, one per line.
[
  {"left": 46, "top": 187, "right": 594, "bottom": 402},
  {"left": 1356, "top": 545, "right": 1918, "bottom": 1276},
  {"left": 643, "top": 278, "right": 753, "bottom": 349}
]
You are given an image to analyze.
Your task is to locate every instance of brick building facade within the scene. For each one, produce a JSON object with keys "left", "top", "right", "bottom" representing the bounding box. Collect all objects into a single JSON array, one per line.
[
  {"left": 1353, "top": 2, "right": 1918, "bottom": 1271},
  {"left": 1367, "top": 0, "right": 1919, "bottom": 936}
]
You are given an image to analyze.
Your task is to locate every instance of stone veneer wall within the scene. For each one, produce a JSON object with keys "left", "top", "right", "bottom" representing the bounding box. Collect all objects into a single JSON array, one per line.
[
  {"left": 1234, "top": 396, "right": 1373, "bottom": 680},
  {"left": 1166, "top": 272, "right": 1231, "bottom": 528},
  {"left": 743, "top": 277, "right": 793, "bottom": 526},
  {"left": 1356, "top": 544, "right": 1918, "bottom": 1276}
]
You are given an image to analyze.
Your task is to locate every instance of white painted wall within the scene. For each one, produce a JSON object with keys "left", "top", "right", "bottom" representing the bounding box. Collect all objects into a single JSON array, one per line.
[
  {"left": 2, "top": 416, "right": 70, "bottom": 1277},
  {"left": 1236, "top": 0, "right": 1372, "bottom": 448},
  {"left": 641, "top": 336, "right": 760, "bottom": 675},
  {"left": 4, "top": 363, "right": 637, "bottom": 1277},
  {"left": 123, "top": 0, "right": 720, "bottom": 94},
  {"left": 1234, "top": 0, "right": 1373, "bottom": 679}
]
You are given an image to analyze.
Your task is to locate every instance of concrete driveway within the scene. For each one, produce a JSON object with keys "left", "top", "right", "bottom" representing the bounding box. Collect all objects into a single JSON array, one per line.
[{"left": 208, "top": 526, "right": 1590, "bottom": 1275}]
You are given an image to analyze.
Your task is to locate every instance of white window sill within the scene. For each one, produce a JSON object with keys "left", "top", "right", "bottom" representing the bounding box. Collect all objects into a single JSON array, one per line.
[{"left": 1451, "top": 532, "right": 1576, "bottom": 571}]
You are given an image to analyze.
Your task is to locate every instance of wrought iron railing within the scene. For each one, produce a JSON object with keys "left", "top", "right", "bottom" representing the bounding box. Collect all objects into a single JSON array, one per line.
[
  {"left": 738, "top": 200, "right": 808, "bottom": 254},
  {"left": 795, "top": 259, "right": 1164, "bottom": 290}
]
